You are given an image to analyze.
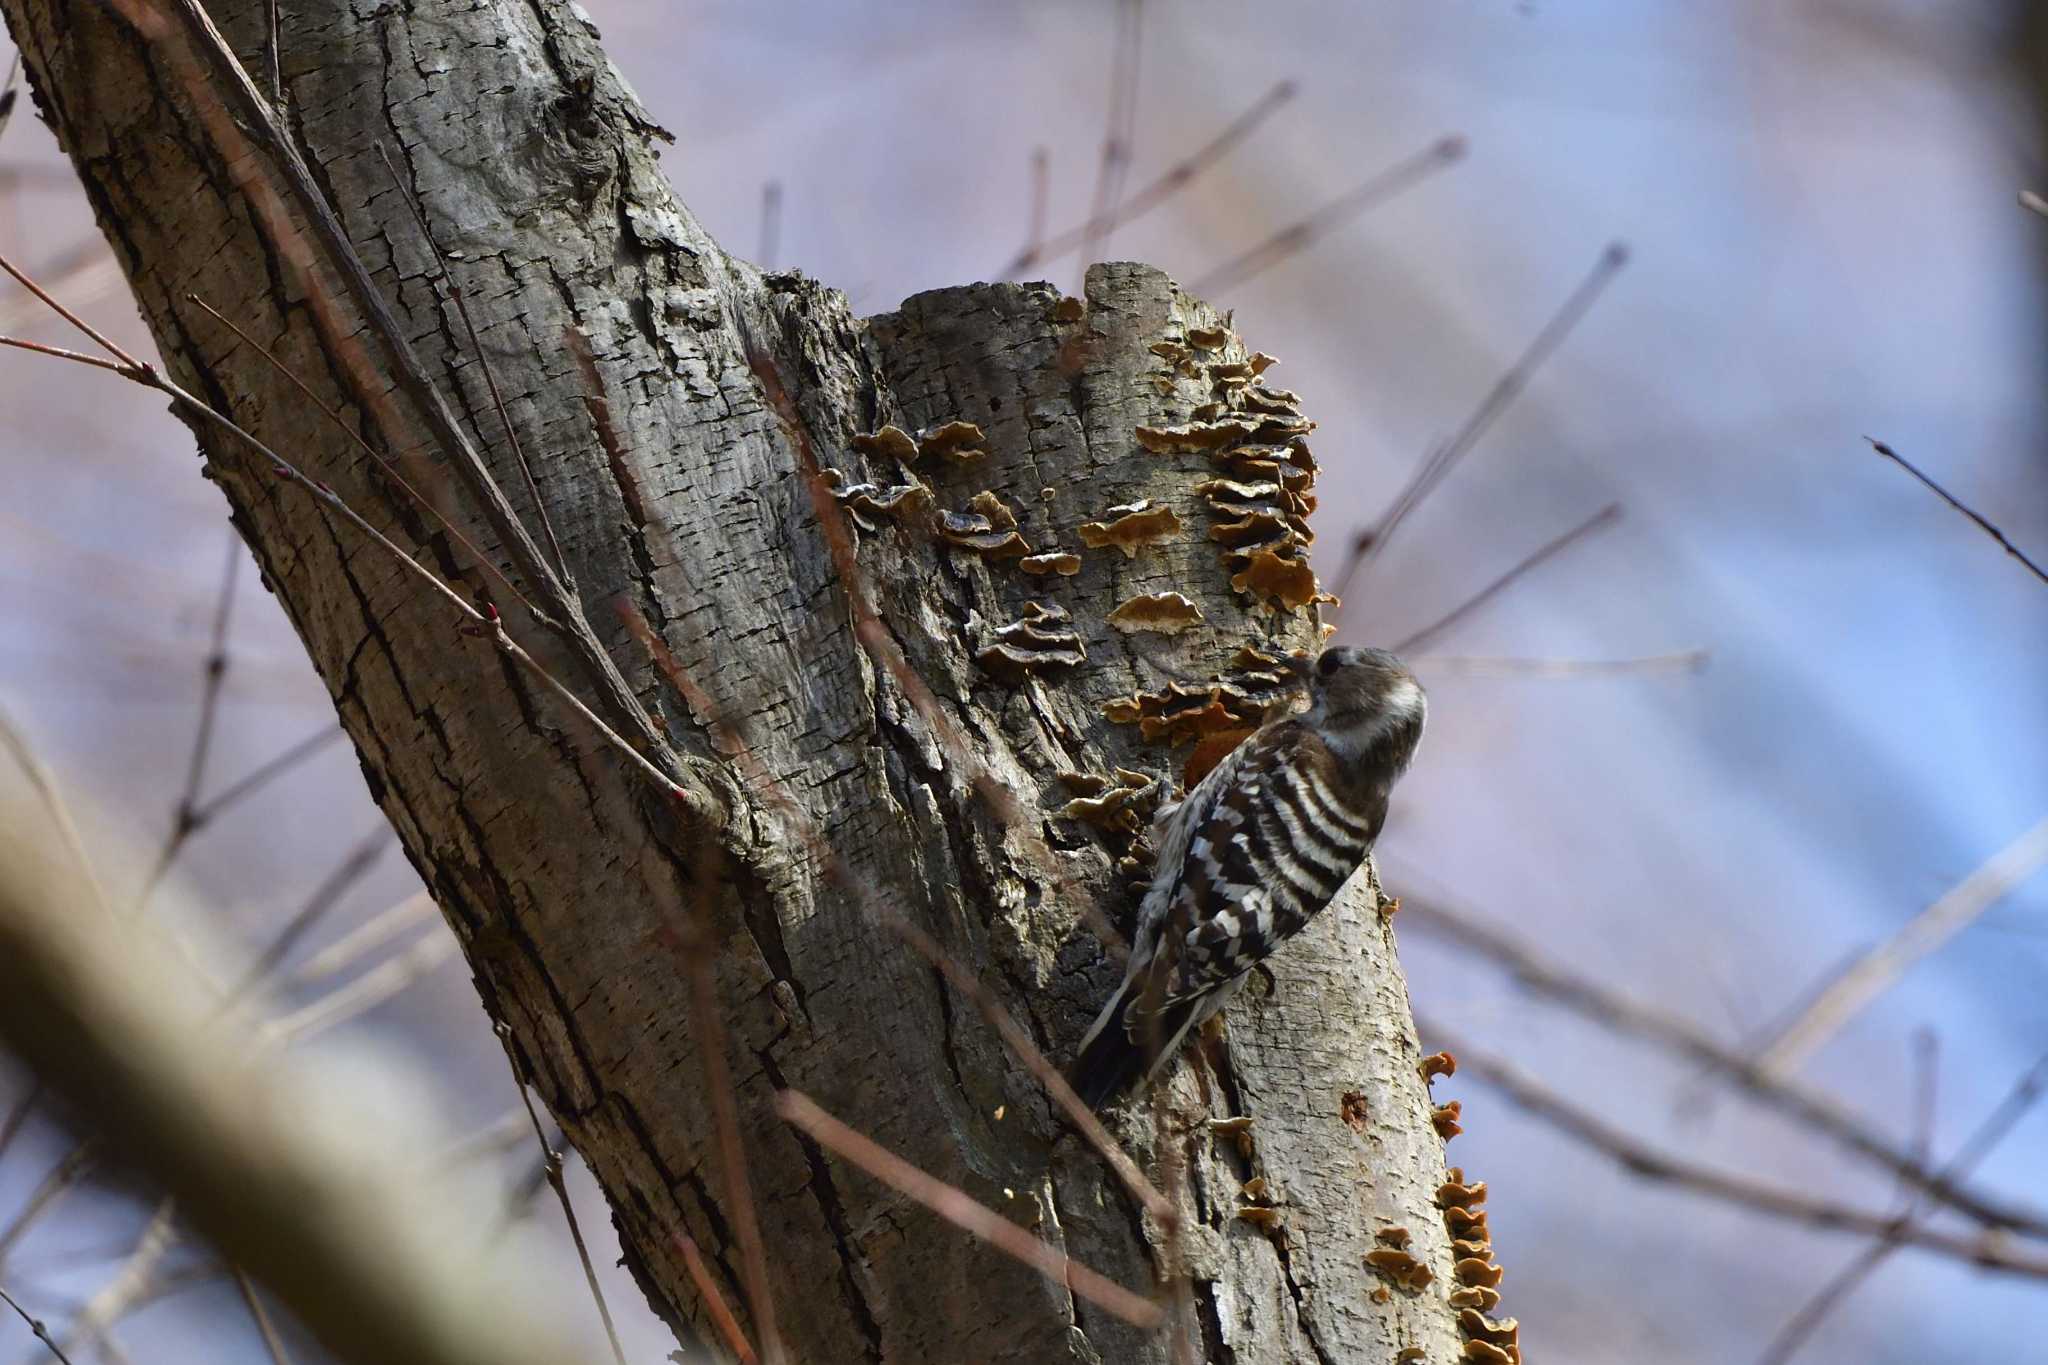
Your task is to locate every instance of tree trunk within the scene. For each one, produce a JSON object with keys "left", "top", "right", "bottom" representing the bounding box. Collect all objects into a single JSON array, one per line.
[{"left": 1, "top": 0, "right": 1482, "bottom": 1359}]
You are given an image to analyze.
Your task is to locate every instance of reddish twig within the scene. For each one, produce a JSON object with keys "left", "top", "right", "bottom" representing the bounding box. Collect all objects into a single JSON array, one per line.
[
  {"left": 775, "top": 1091, "right": 1165, "bottom": 1328},
  {"left": 1867, "top": 438, "right": 2047, "bottom": 587},
  {"left": 1190, "top": 135, "right": 1467, "bottom": 295},
  {"left": 668, "top": 1228, "right": 758, "bottom": 1365}
]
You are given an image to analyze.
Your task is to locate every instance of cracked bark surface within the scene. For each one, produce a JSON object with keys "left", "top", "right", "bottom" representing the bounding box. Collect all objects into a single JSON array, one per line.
[{"left": 2, "top": 0, "right": 1477, "bottom": 1359}]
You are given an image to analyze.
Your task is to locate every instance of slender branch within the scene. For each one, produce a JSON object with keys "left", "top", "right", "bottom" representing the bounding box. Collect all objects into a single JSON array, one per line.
[
  {"left": 1004, "top": 80, "right": 1296, "bottom": 278},
  {"left": 189, "top": 725, "right": 346, "bottom": 827},
  {"left": 1385, "top": 502, "right": 1622, "bottom": 650},
  {"left": 187, "top": 295, "right": 549, "bottom": 623},
  {"left": 655, "top": 832, "right": 787, "bottom": 1365},
  {"left": 262, "top": 931, "right": 457, "bottom": 1045},
  {"left": 1757, "top": 1053, "right": 2048, "bottom": 1364},
  {"left": 1190, "top": 135, "right": 1467, "bottom": 296},
  {"left": 2021, "top": 188, "right": 2048, "bottom": 220},
  {"left": 757, "top": 179, "right": 782, "bottom": 269},
  {"left": 1012, "top": 147, "right": 1049, "bottom": 275},
  {"left": 1422, "top": 1021, "right": 2048, "bottom": 1279},
  {"left": 620, "top": 603, "right": 1164, "bottom": 1219},
  {"left": 0, "top": 255, "right": 692, "bottom": 810},
  {"left": 0, "top": 705, "right": 112, "bottom": 923},
  {"left": 287, "top": 890, "right": 437, "bottom": 985},
  {"left": 1077, "top": 0, "right": 1144, "bottom": 283},
  {"left": 1340, "top": 240, "right": 1628, "bottom": 586},
  {"left": 1867, "top": 437, "right": 2047, "bottom": 586},
  {"left": 0, "top": 1278, "right": 79, "bottom": 1364},
  {"left": 132, "top": 0, "right": 679, "bottom": 791},
  {"left": 234, "top": 1267, "right": 296, "bottom": 1365},
  {"left": 1751, "top": 814, "right": 2048, "bottom": 1081},
  {"left": 228, "top": 826, "right": 391, "bottom": 999},
  {"left": 0, "top": 51, "right": 21, "bottom": 145},
  {"left": 373, "top": 143, "right": 569, "bottom": 584},
  {"left": 775, "top": 1091, "right": 1166, "bottom": 1328},
  {"left": 132, "top": 531, "right": 241, "bottom": 917},
  {"left": 494, "top": 1023, "right": 628, "bottom": 1365},
  {"left": 1395, "top": 892, "right": 2048, "bottom": 1237}
]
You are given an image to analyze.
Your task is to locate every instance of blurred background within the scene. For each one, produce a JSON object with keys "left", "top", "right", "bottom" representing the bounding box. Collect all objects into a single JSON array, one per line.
[{"left": 3, "top": 1, "right": 2045, "bottom": 1360}]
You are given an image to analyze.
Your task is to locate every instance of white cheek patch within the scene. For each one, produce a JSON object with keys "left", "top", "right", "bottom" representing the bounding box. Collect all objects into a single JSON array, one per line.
[{"left": 1388, "top": 677, "right": 1425, "bottom": 720}]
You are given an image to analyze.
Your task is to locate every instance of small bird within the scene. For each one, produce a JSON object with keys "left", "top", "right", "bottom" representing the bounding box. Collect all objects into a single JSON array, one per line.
[{"left": 1069, "top": 645, "right": 1426, "bottom": 1108}]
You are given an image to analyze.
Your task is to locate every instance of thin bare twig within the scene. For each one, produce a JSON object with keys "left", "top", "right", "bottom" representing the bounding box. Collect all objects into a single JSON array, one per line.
[
  {"left": 134, "top": 0, "right": 679, "bottom": 791},
  {"left": 263, "top": 931, "right": 457, "bottom": 1046},
  {"left": 288, "top": 890, "right": 437, "bottom": 985},
  {"left": 1424, "top": 1020, "right": 2048, "bottom": 1279},
  {"left": 1867, "top": 438, "right": 2047, "bottom": 586},
  {"left": 187, "top": 295, "right": 548, "bottom": 623},
  {"left": 0, "top": 1278, "right": 79, "bottom": 1364},
  {"left": 1077, "top": 0, "right": 1145, "bottom": 283},
  {"left": 1337, "top": 240, "right": 1628, "bottom": 589},
  {"left": 1014, "top": 147, "right": 1050, "bottom": 274},
  {"left": 886, "top": 915, "right": 1176, "bottom": 1226},
  {"left": 494, "top": 1023, "right": 628, "bottom": 1365},
  {"left": 0, "top": 256, "right": 689, "bottom": 808},
  {"left": 130, "top": 529, "right": 241, "bottom": 916},
  {"left": 2021, "top": 189, "right": 2048, "bottom": 220},
  {"left": 1758, "top": 1053, "right": 2048, "bottom": 1364},
  {"left": 1386, "top": 503, "right": 1622, "bottom": 651},
  {"left": 1395, "top": 893, "right": 2048, "bottom": 1237},
  {"left": 228, "top": 825, "right": 392, "bottom": 998},
  {"left": 1190, "top": 135, "right": 1467, "bottom": 296},
  {"left": 234, "top": 1266, "right": 296, "bottom": 1365},
  {"left": 1751, "top": 815, "right": 2048, "bottom": 1081},
  {"left": 758, "top": 179, "right": 782, "bottom": 269},
  {"left": 188, "top": 724, "right": 345, "bottom": 826},
  {"left": 775, "top": 1090, "right": 1166, "bottom": 1328},
  {"left": 0, "top": 705, "right": 112, "bottom": 922},
  {"left": 375, "top": 143, "right": 569, "bottom": 584},
  {"left": 619, "top": 604, "right": 1164, "bottom": 1220},
  {"left": 263, "top": 0, "right": 282, "bottom": 106},
  {"left": 1005, "top": 80, "right": 1296, "bottom": 278}
]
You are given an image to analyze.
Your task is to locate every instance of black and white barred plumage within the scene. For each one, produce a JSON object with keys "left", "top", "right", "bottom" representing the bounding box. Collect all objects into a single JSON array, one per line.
[{"left": 1069, "top": 646, "right": 1427, "bottom": 1108}]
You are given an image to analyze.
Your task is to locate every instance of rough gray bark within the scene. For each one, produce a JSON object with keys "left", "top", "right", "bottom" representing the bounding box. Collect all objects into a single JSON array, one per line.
[{"left": 1, "top": 0, "right": 1490, "bottom": 1360}]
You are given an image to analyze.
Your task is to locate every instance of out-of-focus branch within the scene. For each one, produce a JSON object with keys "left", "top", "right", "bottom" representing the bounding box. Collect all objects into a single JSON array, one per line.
[
  {"left": 0, "top": 813, "right": 583, "bottom": 1365},
  {"left": 1397, "top": 893, "right": 2048, "bottom": 1238},
  {"left": 1750, "top": 814, "right": 2048, "bottom": 1081},
  {"left": 1423, "top": 1019, "right": 2048, "bottom": 1278}
]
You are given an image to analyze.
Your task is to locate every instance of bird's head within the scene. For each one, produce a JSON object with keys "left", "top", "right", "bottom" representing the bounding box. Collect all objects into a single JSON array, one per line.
[{"left": 1290, "top": 645, "right": 1426, "bottom": 763}]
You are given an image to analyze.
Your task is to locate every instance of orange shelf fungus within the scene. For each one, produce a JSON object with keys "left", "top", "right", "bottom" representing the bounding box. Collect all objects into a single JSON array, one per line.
[
  {"left": 1077, "top": 499, "right": 1185, "bottom": 558},
  {"left": 973, "top": 602, "right": 1086, "bottom": 679},
  {"left": 1106, "top": 591, "right": 1205, "bottom": 635}
]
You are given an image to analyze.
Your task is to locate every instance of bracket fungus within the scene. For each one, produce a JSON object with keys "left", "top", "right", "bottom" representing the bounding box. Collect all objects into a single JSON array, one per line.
[
  {"left": 1363, "top": 1248, "right": 1435, "bottom": 1293},
  {"left": 1077, "top": 499, "right": 1185, "bottom": 559},
  {"left": 917, "top": 420, "right": 989, "bottom": 464},
  {"left": 821, "top": 468, "right": 934, "bottom": 532},
  {"left": 973, "top": 602, "right": 1087, "bottom": 680},
  {"left": 1105, "top": 591, "right": 1205, "bottom": 635},
  {"left": 1055, "top": 768, "right": 1162, "bottom": 834},
  {"left": 1135, "top": 418, "right": 1261, "bottom": 454},
  {"left": 939, "top": 491, "right": 1032, "bottom": 559},
  {"left": 1018, "top": 551, "right": 1082, "bottom": 576}
]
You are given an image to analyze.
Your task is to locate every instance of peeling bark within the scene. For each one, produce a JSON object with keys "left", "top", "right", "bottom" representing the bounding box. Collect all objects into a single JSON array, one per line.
[{"left": 1, "top": 0, "right": 1476, "bottom": 1358}]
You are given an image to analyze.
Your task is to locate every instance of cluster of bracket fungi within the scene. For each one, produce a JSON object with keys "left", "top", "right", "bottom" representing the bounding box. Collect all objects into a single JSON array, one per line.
[{"left": 1426, "top": 1052, "right": 1522, "bottom": 1363}]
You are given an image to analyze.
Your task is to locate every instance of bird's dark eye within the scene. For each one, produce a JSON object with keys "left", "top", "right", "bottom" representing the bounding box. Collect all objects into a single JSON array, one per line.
[{"left": 1316, "top": 652, "right": 1340, "bottom": 678}]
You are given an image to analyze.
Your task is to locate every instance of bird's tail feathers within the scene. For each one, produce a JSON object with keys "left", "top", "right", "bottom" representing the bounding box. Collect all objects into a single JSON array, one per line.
[{"left": 1068, "top": 982, "right": 1201, "bottom": 1110}]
